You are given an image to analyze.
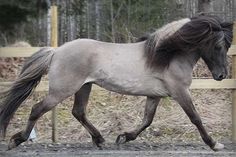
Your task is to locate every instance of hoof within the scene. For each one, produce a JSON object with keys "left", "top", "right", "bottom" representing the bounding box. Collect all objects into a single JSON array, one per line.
[
  {"left": 7, "top": 132, "right": 27, "bottom": 150},
  {"left": 8, "top": 139, "right": 17, "bottom": 150},
  {"left": 116, "top": 132, "right": 135, "bottom": 145},
  {"left": 92, "top": 136, "right": 105, "bottom": 149},
  {"left": 212, "top": 142, "right": 224, "bottom": 151},
  {"left": 0, "top": 129, "right": 6, "bottom": 141},
  {"left": 116, "top": 134, "right": 127, "bottom": 145}
]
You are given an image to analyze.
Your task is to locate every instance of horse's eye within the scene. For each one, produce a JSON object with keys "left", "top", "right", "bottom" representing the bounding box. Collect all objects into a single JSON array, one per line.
[{"left": 215, "top": 45, "right": 221, "bottom": 50}]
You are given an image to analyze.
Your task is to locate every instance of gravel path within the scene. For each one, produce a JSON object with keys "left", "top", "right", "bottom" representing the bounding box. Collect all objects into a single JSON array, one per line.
[{"left": 0, "top": 142, "right": 235, "bottom": 157}]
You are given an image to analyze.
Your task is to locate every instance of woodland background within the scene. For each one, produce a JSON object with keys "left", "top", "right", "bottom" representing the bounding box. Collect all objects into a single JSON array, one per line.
[{"left": 0, "top": 0, "right": 236, "bottom": 47}]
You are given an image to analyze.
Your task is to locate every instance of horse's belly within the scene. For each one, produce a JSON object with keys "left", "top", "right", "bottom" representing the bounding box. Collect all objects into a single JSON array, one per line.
[{"left": 90, "top": 77, "right": 169, "bottom": 97}]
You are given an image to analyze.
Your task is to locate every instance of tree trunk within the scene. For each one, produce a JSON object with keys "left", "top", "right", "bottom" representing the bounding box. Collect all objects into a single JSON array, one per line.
[
  {"left": 95, "top": 0, "right": 101, "bottom": 40},
  {"left": 86, "top": 0, "right": 91, "bottom": 38},
  {"left": 67, "top": 1, "right": 73, "bottom": 41},
  {"left": 233, "top": 0, "right": 236, "bottom": 20},
  {"left": 110, "top": 0, "right": 115, "bottom": 42},
  {"left": 59, "top": 0, "right": 66, "bottom": 45},
  {"left": 198, "top": 0, "right": 213, "bottom": 13},
  {"left": 47, "top": 7, "right": 51, "bottom": 46}
]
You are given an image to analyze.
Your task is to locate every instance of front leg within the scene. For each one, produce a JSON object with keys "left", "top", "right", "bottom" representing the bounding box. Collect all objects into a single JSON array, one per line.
[
  {"left": 116, "top": 97, "right": 160, "bottom": 144},
  {"left": 172, "top": 89, "right": 223, "bottom": 151}
]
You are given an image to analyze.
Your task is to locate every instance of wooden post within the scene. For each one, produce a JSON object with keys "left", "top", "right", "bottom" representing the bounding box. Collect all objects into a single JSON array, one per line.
[
  {"left": 51, "top": 5, "right": 58, "bottom": 143},
  {"left": 232, "top": 21, "right": 236, "bottom": 142}
]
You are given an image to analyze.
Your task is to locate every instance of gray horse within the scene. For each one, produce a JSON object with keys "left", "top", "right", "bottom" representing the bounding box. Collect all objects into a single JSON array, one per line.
[{"left": 0, "top": 15, "right": 233, "bottom": 151}]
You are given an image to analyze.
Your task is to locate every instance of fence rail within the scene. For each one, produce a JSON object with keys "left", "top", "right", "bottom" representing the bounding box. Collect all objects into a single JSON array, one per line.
[
  {"left": 0, "top": 44, "right": 236, "bottom": 57},
  {"left": 1, "top": 79, "right": 236, "bottom": 92}
]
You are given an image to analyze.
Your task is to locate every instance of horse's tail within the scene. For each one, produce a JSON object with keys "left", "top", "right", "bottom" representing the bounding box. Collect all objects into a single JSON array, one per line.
[{"left": 0, "top": 47, "right": 54, "bottom": 138}]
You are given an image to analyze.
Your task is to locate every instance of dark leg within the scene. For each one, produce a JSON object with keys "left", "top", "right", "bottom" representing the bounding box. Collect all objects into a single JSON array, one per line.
[
  {"left": 8, "top": 95, "right": 62, "bottom": 150},
  {"left": 116, "top": 97, "right": 161, "bottom": 144},
  {"left": 72, "top": 83, "right": 105, "bottom": 148},
  {"left": 173, "top": 89, "right": 223, "bottom": 151}
]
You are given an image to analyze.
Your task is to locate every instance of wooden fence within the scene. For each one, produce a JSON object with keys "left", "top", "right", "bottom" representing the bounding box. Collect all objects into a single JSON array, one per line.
[{"left": 0, "top": 6, "right": 236, "bottom": 142}]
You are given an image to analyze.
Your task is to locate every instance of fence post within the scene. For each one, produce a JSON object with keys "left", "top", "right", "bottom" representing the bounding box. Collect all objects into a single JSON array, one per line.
[
  {"left": 51, "top": 5, "right": 58, "bottom": 143},
  {"left": 232, "top": 21, "right": 236, "bottom": 142}
]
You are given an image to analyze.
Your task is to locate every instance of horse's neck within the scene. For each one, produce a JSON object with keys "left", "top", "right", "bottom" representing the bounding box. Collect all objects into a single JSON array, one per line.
[{"left": 180, "top": 50, "right": 201, "bottom": 69}]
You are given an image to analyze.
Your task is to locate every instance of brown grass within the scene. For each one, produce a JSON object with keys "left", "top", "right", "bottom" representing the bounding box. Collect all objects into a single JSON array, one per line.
[{"left": 2, "top": 88, "right": 232, "bottom": 144}]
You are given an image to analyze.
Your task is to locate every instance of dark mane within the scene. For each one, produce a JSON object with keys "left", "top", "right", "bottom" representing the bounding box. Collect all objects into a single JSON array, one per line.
[
  {"left": 136, "top": 35, "right": 149, "bottom": 42},
  {"left": 144, "top": 15, "right": 233, "bottom": 68}
]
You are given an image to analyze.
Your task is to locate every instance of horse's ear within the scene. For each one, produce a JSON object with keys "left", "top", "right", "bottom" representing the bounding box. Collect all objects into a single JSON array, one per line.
[
  {"left": 197, "top": 12, "right": 206, "bottom": 16},
  {"left": 136, "top": 35, "right": 149, "bottom": 42},
  {"left": 221, "top": 22, "right": 233, "bottom": 31}
]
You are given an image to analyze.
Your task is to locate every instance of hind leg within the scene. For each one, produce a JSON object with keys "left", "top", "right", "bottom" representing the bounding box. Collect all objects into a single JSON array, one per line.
[
  {"left": 72, "top": 83, "right": 105, "bottom": 148},
  {"left": 8, "top": 94, "right": 68, "bottom": 150}
]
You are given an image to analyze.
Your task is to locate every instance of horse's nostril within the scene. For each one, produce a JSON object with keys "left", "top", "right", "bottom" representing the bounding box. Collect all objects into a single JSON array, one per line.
[{"left": 218, "top": 74, "right": 224, "bottom": 80}]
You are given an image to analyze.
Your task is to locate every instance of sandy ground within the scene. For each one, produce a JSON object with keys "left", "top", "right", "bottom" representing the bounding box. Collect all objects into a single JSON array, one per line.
[{"left": 0, "top": 142, "right": 236, "bottom": 157}]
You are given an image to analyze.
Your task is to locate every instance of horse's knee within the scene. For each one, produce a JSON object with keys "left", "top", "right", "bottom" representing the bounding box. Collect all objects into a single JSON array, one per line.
[
  {"left": 29, "top": 102, "right": 44, "bottom": 121},
  {"left": 190, "top": 117, "right": 202, "bottom": 126},
  {"left": 29, "top": 96, "right": 60, "bottom": 121},
  {"left": 72, "top": 108, "right": 85, "bottom": 122},
  {"left": 71, "top": 109, "right": 78, "bottom": 118}
]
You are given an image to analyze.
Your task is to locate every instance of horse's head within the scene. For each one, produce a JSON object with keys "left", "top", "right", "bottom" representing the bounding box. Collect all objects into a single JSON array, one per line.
[
  {"left": 200, "top": 21, "right": 233, "bottom": 81},
  {"left": 142, "top": 15, "right": 233, "bottom": 76}
]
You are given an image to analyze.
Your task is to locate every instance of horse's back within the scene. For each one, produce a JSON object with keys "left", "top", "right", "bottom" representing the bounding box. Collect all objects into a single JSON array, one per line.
[{"left": 48, "top": 39, "right": 168, "bottom": 97}]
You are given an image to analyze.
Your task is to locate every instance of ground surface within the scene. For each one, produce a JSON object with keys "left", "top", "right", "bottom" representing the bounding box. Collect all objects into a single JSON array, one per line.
[{"left": 0, "top": 142, "right": 236, "bottom": 157}]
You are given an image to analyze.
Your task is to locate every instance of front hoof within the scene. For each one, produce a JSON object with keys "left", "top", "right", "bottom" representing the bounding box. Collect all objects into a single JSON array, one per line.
[
  {"left": 212, "top": 142, "right": 224, "bottom": 151},
  {"left": 115, "top": 132, "right": 135, "bottom": 145},
  {"left": 92, "top": 136, "right": 105, "bottom": 149}
]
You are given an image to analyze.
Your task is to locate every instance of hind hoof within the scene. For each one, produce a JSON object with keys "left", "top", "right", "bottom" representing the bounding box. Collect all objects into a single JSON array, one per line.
[
  {"left": 116, "top": 132, "right": 136, "bottom": 145},
  {"left": 0, "top": 130, "right": 6, "bottom": 141},
  {"left": 212, "top": 142, "right": 224, "bottom": 151},
  {"left": 8, "top": 132, "right": 27, "bottom": 150},
  {"left": 8, "top": 139, "right": 17, "bottom": 150},
  {"left": 116, "top": 134, "right": 127, "bottom": 145}
]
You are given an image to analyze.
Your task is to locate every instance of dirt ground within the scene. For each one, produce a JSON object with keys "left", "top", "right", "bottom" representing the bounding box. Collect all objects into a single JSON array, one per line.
[{"left": 0, "top": 142, "right": 236, "bottom": 157}]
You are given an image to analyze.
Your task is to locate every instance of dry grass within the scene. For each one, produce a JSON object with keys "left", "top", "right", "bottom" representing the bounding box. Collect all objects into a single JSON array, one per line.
[{"left": 2, "top": 87, "right": 232, "bottom": 145}]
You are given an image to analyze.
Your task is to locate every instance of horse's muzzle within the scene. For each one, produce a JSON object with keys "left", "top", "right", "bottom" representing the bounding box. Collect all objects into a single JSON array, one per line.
[{"left": 212, "top": 73, "right": 226, "bottom": 81}]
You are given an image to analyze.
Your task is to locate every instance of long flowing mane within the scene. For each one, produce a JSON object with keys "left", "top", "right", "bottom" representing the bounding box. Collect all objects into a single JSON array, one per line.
[{"left": 144, "top": 15, "right": 233, "bottom": 68}]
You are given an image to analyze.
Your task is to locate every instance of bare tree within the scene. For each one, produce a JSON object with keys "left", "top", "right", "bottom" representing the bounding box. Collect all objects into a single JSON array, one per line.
[
  {"left": 95, "top": 0, "right": 101, "bottom": 40},
  {"left": 67, "top": 1, "right": 76, "bottom": 41},
  {"left": 46, "top": 0, "right": 51, "bottom": 46},
  {"left": 86, "top": 0, "right": 91, "bottom": 38},
  {"left": 110, "top": 0, "right": 115, "bottom": 42},
  {"left": 198, "top": 0, "right": 213, "bottom": 13}
]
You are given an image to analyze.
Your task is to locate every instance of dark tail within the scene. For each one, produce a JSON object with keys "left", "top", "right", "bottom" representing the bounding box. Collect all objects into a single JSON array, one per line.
[{"left": 0, "top": 47, "right": 54, "bottom": 138}]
